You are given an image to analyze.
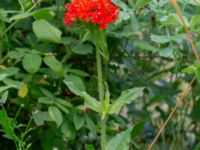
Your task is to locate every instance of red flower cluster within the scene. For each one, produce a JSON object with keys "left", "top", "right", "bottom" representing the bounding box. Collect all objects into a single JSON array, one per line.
[{"left": 64, "top": 0, "right": 119, "bottom": 30}]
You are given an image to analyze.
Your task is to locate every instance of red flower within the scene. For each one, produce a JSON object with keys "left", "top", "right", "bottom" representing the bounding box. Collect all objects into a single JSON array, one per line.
[{"left": 64, "top": 0, "right": 119, "bottom": 30}]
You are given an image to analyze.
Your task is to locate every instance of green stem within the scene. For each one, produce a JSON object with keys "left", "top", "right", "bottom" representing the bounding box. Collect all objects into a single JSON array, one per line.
[{"left": 95, "top": 29, "right": 106, "bottom": 150}]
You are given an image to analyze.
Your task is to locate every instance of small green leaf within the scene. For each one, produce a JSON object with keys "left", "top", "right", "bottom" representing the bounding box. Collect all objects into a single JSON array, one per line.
[
  {"left": 109, "top": 87, "right": 144, "bottom": 114},
  {"left": 85, "top": 115, "right": 97, "bottom": 138},
  {"left": 106, "top": 128, "right": 132, "bottom": 150},
  {"left": 112, "top": 0, "right": 129, "bottom": 10},
  {"left": 0, "top": 67, "right": 19, "bottom": 76},
  {"left": 181, "top": 66, "right": 195, "bottom": 74},
  {"left": 134, "top": 0, "right": 152, "bottom": 9},
  {"left": 0, "top": 73, "right": 7, "bottom": 81},
  {"left": 48, "top": 106, "right": 63, "bottom": 127},
  {"left": 43, "top": 55, "right": 63, "bottom": 76},
  {"left": 55, "top": 98, "right": 73, "bottom": 108},
  {"left": 134, "top": 39, "right": 158, "bottom": 52},
  {"left": 150, "top": 34, "right": 170, "bottom": 44},
  {"left": 160, "top": 14, "right": 189, "bottom": 27},
  {"left": 32, "top": 110, "right": 52, "bottom": 126},
  {"left": 9, "top": 12, "right": 32, "bottom": 21},
  {"left": 17, "top": 82, "right": 28, "bottom": 98},
  {"left": 33, "top": 8, "right": 55, "bottom": 20},
  {"left": 72, "top": 43, "right": 93, "bottom": 55},
  {"left": 33, "top": 19, "right": 62, "bottom": 43},
  {"left": 85, "top": 144, "right": 95, "bottom": 150},
  {"left": 190, "top": 15, "right": 200, "bottom": 28},
  {"left": 55, "top": 102, "right": 69, "bottom": 114},
  {"left": 73, "top": 112, "right": 85, "bottom": 130},
  {"left": 0, "top": 109, "right": 20, "bottom": 142},
  {"left": 38, "top": 97, "right": 54, "bottom": 104},
  {"left": 63, "top": 75, "right": 100, "bottom": 112},
  {"left": 0, "top": 91, "right": 9, "bottom": 104},
  {"left": 22, "top": 53, "right": 42, "bottom": 74},
  {"left": 61, "top": 121, "right": 76, "bottom": 140},
  {"left": 64, "top": 75, "right": 85, "bottom": 93},
  {"left": 67, "top": 68, "right": 89, "bottom": 77},
  {"left": 81, "top": 92, "right": 100, "bottom": 113}
]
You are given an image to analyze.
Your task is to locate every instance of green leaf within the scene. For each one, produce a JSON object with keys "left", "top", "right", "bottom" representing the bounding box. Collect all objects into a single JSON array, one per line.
[
  {"left": 33, "top": 19, "right": 62, "bottom": 43},
  {"left": 32, "top": 110, "right": 52, "bottom": 126},
  {"left": 194, "top": 63, "right": 200, "bottom": 83},
  {"left": 85, "top": 115, "right": 97, "bottom": 138},
  {"left": 112, "top": 0, "right": 129, "bottom": 10},
  {"left": 150, "top": 34, "right": 170, "bottom": 44},
  {"left": 0, "top": 109, "right": 20, "bottom": 142},
  {"left": 160, "top": 14, "right": 189, "bottom": 27},
  {"left": 64, "top": 75, "right": 85, "bottom": 94},
  {"left": 22, "top": 53, "right": 42, "bottom": 74},
  {"left": 72, "top": 43, "right": 93, "bottom": 55},
  {"left": 81, "top": 92, "right": 100, "bottom": 113},
  {"left": 48, "top": 106, "right": 63, "bottom": 127},
  {"left": 61, "top": 121, "right": 76, "bottom": 140},
  {"left": 67, "top": 68, "right": 89, "bottom": 77},
  {"left": 106, "top": 128, "right": 132, "bottom": 150},
  {"left": 55, "top": 98, "right": 73, "bottom": 108},
  {"left": 109, "top": 87, "right": 144, "bottom": 114},
  {"left": 119, "top": 11, "right": 130, "bottom": 21},
  {"left": 85, "top": 144, "right": 95, "bottom": 150},
  {"left": 55, "top": 102, "right": 69, "bottom": 114},
  {"left": 159, "top": 47, "right": 173, "bottom": 57},
  {"left": 0, "top": 73, "right": 7, "bottom": 81},
  {"left": 9, "top": 12, "right": 32, "bottom": 21},
  {"left": 0, "top": 91, "right": 9, "bottom": 104},
  {"left": 3, "top": 79, "right": 21, "bottom": 89},
  {"left": 190, "top": 15, "right": 200, "bottom": 28},
  {"left": 181, "top": 66, "right": 195, "bottom": 74},
  {"left": 17, "top": 82, "right": 29, "bottom": 98},
  {"left": 134, "top": 39, "right": 158, "bottom": 52},
  {"left": 63, "top": 77, "right": 100, "bottom": 112},
  {"left": 33, "top": 8, "right": 55, "bottom": 20},
  {"left": 134, "top": 0, "right": 152, "bottom": 9},
  {"left": 73, "top": 112, "right": 85, "bottom": 130},
  {"left": 0, "top": 67, "right": 19, "bottom": 77},
  {"left": 38, "top": 97, "right": 54, "bottom": 104},
  {"left": 43, "top": 55, "right": 63, "bottom": 76},
  {"left": 40, "top": 87, "right": 54, "bottom": 98}
]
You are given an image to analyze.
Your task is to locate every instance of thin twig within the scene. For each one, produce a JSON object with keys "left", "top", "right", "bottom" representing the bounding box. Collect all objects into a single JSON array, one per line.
[
  {"left": 147, "top": 76, "right": 196, "bottom": 150},
  {"left": 147, "top": 0, "right": 200, "bottom": 149},
  {"left": 170, "top": 0, "right": 200, "bottom": 63}
]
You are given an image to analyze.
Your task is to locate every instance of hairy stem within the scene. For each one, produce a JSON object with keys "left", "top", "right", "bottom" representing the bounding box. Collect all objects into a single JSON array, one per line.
[{"left": 96, "top": 29, "right": 106, "bottom": 150}]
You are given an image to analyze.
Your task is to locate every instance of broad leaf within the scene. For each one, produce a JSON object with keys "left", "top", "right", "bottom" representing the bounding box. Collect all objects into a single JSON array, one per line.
[
  {"left": 43, "top": 55, "right": 63, "bottom": 76},
  {"left": 33, "top": 19, "right": 62, "bottom": 43},
  {"left": 109, "top": 87, "right": 144, "bottom": 114},
  {"left": 22, "top": 53, "right": 42, "bottom": 74},
  {"left": 32, "top": 110, "right": 52, "bottom": 126},
  {"left": 73, "top": 112, "right": 85, "bottom": 130},
  {"left": 106, "top": 128, "right": 132, "bottom": 150},
  {"left": 64, "top": 75, "right": 85, "bottom": 94},
  {"left": 81, "top": 92, "right": 100, "bottom": 113},
  {"left": 48, "top": 106, "right": 63, "bottom": 127},
  {"left": 72, "top": 43, "right": 93, "bottom": 55}
]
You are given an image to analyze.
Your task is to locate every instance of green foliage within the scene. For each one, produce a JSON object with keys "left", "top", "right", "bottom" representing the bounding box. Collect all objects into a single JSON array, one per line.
[
  {"left": 33, "top": 19, "right": 62, "bottom": 43},
  {"left": 1, "top": 0, "right": 200, "bottom": 149}
]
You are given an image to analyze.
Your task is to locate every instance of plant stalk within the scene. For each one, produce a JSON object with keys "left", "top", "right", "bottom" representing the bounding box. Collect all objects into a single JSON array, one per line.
[{"left": 96, "top": 29, "right": 106, "bottom": 150}]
